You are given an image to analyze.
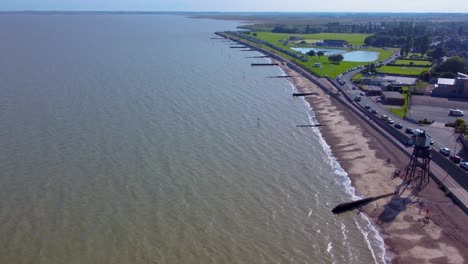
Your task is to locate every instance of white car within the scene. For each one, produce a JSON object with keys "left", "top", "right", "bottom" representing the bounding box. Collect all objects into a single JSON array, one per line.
[
  {"left": 439, "top": 147, "right": 451, "bottom": 156},
  {"left": 387, "top": 119, "right": 394, "bottom": 124}
]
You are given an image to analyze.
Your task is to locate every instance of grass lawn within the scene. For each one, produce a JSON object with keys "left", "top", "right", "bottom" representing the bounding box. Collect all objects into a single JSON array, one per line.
[
  {"left": 388, "top": 93, "right": 409, "bottom": 118},
  {"left": 352, "top": 73, "right": 364, "bottom": 81},
  {"left": 377, "top": 65, "right": 430, "bottom": 76},
  {"left": 227, "top": 32, "right": 397, "bottom": 78},
  {"left": 395, "top": 59, "right": 432, "bottom": 66},
  {"left": 255, "top": 32, "right": 372, "bottom": 46}
]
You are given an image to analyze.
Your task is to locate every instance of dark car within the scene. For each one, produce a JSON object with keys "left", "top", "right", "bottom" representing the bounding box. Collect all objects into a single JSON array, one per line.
[
  {"left": 365, "top": 105, "right": 371, "bottom": 109},
  {"left": 394, "top": 123, "right": 403, "bottom": 129},
  {"left": 405, "top": 128, "right": 414, "bottom": 134},
  {"left": 371, "top": 109, "right": 378, "bottom": 114},
  {"left": 460, "top": 162, "right": 468, "bottom": 171},
  {"left": 450, "top": 155, "right": 461, "bottom": 164}
]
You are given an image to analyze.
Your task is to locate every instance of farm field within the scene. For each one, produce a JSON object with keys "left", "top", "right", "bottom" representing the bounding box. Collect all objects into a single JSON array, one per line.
[
  {"left": 395, "top": 59, "right": 432, "bottom": 66},
  {"left": 377, "top": 65, "right": 430, "bottom": 76},
  {"left": 254, "top": 32, "right": 372, "bottom": 46}
]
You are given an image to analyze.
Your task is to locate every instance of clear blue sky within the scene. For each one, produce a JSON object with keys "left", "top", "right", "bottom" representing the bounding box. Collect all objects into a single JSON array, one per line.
[{"left": 2, "top": 0, "right": 468, "bottom": 13}]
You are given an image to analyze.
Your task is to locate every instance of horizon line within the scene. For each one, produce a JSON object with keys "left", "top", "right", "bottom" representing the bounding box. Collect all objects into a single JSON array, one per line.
[{"left": 0, "top": 10, "right": 468, "bottom": 14}]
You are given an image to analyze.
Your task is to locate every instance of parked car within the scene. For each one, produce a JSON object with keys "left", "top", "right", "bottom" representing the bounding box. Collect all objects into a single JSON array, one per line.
[
  {"left": 365, "top": 105, "right": 371, "bottom": 109},
  {"left": 450, "top": 155, "right": 461, "bottom": 164},
  {"left": 372, "top": 109, "right": 378, "bottom": 114},
  {"left": 439, "top": 147, "right": 451, "bottom": 156},
  {"left": 460, "top": 162, "right": 468, "bottom": 171},
  {"left": 360, "top": 92, "right": 365, "bottom": 96},
  {"left": 354, "top": 96, "right": 361, "bottom": 102},
  {"left": 394, "top": 123, "right": 403, "bottom": 129},
  {"left": 352, "top": 86, "right": 357, "bottom": 90},
  {"left": 405, "top": 128, "right": 414, "bottom": 134},
  {"left": 381, "top": 115, "right": 388, "bottom": 120},
  {"left": 387, "top": 119, "right": 394, "bottom": 124}
]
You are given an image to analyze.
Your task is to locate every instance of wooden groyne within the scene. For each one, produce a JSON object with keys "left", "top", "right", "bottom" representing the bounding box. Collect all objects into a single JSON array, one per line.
[
  {"left": 246, "top": 56, "right": 270, "bottom": 58},
  {"left": 268, "top": 75, "right": 293, "bottom": 78},
  {"left": 292, "top": 92, "right": 319, "bottom": 96},
  {"left": 332, "top": 192, "right": 396, "bottom": 214},
  {"left": 251, "top": 63, "right": 279, "bottom": 66},
  {"left": 296, "top": 124, "right": 325, "bottom": 127},
  {"left": 230, "top": 46, "right": 248, "bottom": 49},
  {"left": 210, "top": 37, "right": 226, "bottom": 40},
  {"left": 241, "top": 49, "right": 256, "bottom": 52}
]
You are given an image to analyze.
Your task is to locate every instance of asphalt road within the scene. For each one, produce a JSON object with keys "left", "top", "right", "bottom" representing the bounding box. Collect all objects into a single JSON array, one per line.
[
  {"left": 408, "top": 96, "right": 468, "bottom": 124},
  {"left": 337, "top": 63, "right": 466, "bottom": 161}
]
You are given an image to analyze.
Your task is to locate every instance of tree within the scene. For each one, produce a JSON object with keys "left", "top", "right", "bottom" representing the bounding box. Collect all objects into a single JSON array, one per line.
[
  {"left": 306, "top": 50, "right": 316, "bottom": 56},
  {"left": 403, "top": 37, "right": 413, "bottom": 55},
  {"left": 328, "top": 54, "right": 344, "bottom": 64},
  {"left": 252, "top": 32, "right": 257, "bottom": 37},
  {"left": 415, "top": 35, "right": 430, "bottom": 56},
  {"left": 317, "top": 51, "right": 324, "bottom": 57},
  {"left": 453, "top": 118, "right": 468, "bottom": 136},
  {"left": 428, "top": 47, "right": 446, "bottom": 60},
  {"left": 438, "top": 56, "right": 465, "bottom": 74}
]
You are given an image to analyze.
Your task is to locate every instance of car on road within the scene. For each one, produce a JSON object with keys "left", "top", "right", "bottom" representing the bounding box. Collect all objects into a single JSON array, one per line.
[
  {"left": 354, "top": 96, "right": 361, "bottom": 102},
  {"left": 352, "top": 86, "right": 357, "bottom": 90},
  {"left": 394, "top": 123, "right": 403, "bottom": 129},
  {"left": 360, "top": 92, "right": 365, "bottom": 96},
  {"left": 372, "top": 109, "right": 378, "bottom": 114},
  {"left": 450, "top": 155, "right": 461, "bottom": 164},
  {"left": 405, "top": 128, "right": 414, "bottom": 134},
  {"left": 439, "top": 147, "right": 451, "bottom": 156},
  {"left": 449, "top": 109, "right": 464, "bottom": 116},
  {"left": 460, "top": 162, "right": 468, "bottom": 171},
  {"left": 365, "top": 105, "right": 371, "bottom": 109},
  {"left": 387, "top": 119, "right": 394, "bottom": 124},
  {"left": 381, "top": 114, "right": 388, "bottom": 120}
]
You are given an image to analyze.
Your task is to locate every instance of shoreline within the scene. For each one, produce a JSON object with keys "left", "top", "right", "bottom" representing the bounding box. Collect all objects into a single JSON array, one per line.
[{"left": 277, "top": 63, "right": 468, "bottom": 263}]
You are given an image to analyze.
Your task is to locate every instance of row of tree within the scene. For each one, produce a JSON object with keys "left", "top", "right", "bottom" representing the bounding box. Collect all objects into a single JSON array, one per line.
[{"left": 305, "top": 50, "right": 344, "bottom": 63}]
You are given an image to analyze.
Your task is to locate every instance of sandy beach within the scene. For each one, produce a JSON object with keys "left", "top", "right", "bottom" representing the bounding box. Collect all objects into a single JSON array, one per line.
[{"left": 279, "top": 65, "right": 468, "bottom": 263}]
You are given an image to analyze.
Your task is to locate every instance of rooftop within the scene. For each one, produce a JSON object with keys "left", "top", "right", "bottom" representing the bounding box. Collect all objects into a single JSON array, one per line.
[
  {"left": 382, "top": 91, "right": 405, "bottom": 99},
  {"left": 381, "top": 76, "right": 417, "bottom": 85},
  {"left": 437, "top": 78, "right": 456, "bottom": 85}
]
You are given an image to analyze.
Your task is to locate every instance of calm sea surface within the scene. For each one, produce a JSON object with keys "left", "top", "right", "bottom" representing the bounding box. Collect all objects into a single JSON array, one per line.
[{"left": 0, "top": 14, "right": 386, "bottom": 263}]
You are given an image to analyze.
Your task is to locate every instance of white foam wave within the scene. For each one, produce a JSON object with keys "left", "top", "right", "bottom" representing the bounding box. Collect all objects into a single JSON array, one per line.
[{"left": 281, "top": 69, "right": 388, "bottom": 264}]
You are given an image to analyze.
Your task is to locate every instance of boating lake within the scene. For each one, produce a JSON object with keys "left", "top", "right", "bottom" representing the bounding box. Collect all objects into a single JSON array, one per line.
[{"left": 292, "top": 47, "right": 379, "bottom": 62}]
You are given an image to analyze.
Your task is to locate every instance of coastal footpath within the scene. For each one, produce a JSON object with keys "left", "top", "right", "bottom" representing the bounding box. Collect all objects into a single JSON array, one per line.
[{"left": 216, "top": 32, "right": 468, "bottom": 263}]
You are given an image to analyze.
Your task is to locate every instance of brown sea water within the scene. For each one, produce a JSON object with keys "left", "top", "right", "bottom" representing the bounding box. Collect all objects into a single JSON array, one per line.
[{"left": 0, "top": 14, "right": 386, "bottom": 263}]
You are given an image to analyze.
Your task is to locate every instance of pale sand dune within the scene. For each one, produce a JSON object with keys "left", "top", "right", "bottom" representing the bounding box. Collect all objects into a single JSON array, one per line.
[{"left": 279, "top": 65, "right": 468, "bottom": 264}]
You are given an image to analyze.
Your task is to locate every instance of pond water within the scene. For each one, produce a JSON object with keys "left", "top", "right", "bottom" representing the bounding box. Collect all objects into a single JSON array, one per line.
[{"left": 292, "top": 47, "right": 379, "bottom": 62}]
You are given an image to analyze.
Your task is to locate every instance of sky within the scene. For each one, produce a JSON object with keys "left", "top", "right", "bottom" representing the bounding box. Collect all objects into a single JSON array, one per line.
[{"left": 1, "top": 0, "right": 468, "bottom": 13}]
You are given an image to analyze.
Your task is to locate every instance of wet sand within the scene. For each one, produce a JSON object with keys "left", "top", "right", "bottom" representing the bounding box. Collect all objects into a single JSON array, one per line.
[{"left": 279, "top": 65, "right": 468, "bottom": 264}]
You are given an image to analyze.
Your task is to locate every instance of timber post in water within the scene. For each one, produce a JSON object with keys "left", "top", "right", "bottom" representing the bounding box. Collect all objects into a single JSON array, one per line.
[
  {"left": 332, "top": 192, "right": 397, "bottom": 214},
  {"left": 292, "top": 92, "right": 319, "bottom": 97},
  {"left": 296, "top": 124, "right": 325, "bottom": 127},
  {"left": 251, "top": 63, "right": 279, "bottom": 66}
]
